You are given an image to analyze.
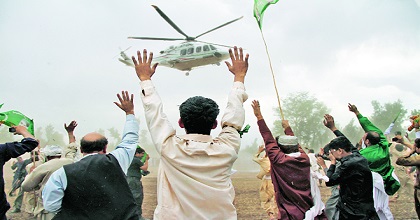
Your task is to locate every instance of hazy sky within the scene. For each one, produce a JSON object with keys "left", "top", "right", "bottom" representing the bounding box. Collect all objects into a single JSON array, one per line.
[{"left": 1, "top": 0, "right": 420, "bottom": 147}]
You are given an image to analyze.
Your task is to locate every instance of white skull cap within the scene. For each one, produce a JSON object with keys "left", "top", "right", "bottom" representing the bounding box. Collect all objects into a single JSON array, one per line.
[{"left": 41, "top": 145, "right": 63, "bottom": 156}]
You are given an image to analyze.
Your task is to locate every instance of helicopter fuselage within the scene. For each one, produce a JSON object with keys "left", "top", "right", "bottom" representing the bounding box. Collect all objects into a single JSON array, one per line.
[{"left": 119, "top": 42, "right": 230, "bottom": 72}]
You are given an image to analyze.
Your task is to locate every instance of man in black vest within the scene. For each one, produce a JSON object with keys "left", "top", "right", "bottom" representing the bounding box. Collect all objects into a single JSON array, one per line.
[{"left": 42, "top": 91, "right": 140, "bottom": 220}]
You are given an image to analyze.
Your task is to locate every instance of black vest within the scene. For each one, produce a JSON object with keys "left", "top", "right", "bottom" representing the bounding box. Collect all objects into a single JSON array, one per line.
[{"left": 53, "top": 154, "right": 139, "bottom": 220}]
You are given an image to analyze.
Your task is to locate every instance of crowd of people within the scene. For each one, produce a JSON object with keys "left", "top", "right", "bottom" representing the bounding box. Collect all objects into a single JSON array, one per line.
[{"left": 1, "top": 46, "right": 420, "bottom": 220}]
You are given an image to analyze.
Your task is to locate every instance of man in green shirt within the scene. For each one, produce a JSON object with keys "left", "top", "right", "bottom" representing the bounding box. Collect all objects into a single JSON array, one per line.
[
  {"left": 348, "top": 103, "right": 400, "bottom": 195},
  {"left": 126, "top": 146, "right": 149, "bottom": 220}
]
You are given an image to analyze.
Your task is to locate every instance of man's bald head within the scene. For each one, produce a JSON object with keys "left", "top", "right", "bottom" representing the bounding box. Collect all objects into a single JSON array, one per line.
[{"left": 80, "top": 132, "right": 108, "bottom": 154}]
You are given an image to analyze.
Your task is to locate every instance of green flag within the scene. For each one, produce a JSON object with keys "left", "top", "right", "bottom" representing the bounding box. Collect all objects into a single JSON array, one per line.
[
  {"left": 0, "top": 108, "right": 34, "bottom": 135},
  {"left": 141, "top": 152, "right": 148, "bottom": 163},
  {"left": 253, "top": 0, "right": 280, "bottom": 29}
]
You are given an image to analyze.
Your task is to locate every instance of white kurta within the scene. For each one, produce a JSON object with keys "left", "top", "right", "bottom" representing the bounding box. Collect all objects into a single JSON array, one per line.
[
  {"left": 372, "top": 172, "right": 394, "bottom": 220},
  {"left": 140, "top": 80, "right": 247, "bottom": 220}
]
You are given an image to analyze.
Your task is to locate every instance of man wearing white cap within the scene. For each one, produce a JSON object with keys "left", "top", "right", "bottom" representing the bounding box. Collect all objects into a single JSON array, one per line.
[
  {"left": 251, "top": 100, "right": 327, "bottom": 220},
  {"left": 22, "top": 121, "right": 79, "bottom": 220}
]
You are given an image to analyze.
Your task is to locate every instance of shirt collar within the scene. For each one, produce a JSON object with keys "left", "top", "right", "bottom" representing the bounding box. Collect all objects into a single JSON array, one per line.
[{"left": 81, "top": 152, "right": 99, "bottom": 159}]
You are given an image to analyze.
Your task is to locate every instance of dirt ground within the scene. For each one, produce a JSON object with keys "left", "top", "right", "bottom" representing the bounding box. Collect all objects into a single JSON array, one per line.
[{"left": 4, "top": 172, "right": 419, "bottom": 220}]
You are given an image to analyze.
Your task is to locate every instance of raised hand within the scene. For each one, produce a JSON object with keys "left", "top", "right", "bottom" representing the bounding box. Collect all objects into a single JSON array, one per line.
[
  {"left": 114, "top": 91, "right": 134, "bottom": 115},
  {"left": 225, "top": 46, "right": 249, "bottom": 83},
  {"left": 251, "top": 100, "right": 263, "bottom": 120},
  {"left": 316, "top": 156, "right": 327, "bottom": 169},
  {"left": 281, "top": 120, "right": 290, "bottom": 129},
  {"left": 323, "top": 114, "right": 337, "bottom": 131},
  {"left": 132, "top": 49, "right": 159, "bottom": 81},
  {"left": 64, "top": 121, "right": 78, "bottom": 133},
  {"left": 12, "top": 125, "right": 36, "bottom": 139},
  {"left": 348, "top": 103, "right": 360, "bottom": 115},
  {"left": 258, "top": 145, "right": 265, "bottom": 153}
]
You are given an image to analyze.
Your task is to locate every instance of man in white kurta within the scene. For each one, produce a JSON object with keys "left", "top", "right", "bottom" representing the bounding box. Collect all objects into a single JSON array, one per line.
[{"left": 132, "top": 47, "right": 249, "bottom": 220}]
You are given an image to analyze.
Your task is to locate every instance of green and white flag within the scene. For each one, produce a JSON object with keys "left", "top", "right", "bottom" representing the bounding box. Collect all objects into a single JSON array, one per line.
[
  {"left": 0, "top": 106, "right": 34, "bottom": 135},
  {"left": 254, "top": 0, "right": 280, "bottom": 29}
]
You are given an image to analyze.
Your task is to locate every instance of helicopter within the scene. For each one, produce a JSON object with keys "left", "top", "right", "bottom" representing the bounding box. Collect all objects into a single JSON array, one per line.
[{"left": 120, "top": 5, "right": 243, "bottom": 76}]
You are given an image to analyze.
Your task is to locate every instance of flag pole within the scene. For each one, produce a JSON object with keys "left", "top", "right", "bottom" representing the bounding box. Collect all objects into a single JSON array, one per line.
[{"left": 259, "top": 29, "right": 285, "bottom": 120}]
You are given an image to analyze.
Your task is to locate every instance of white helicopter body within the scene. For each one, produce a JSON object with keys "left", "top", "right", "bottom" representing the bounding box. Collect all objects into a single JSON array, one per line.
[
  {"left": 119, "top": 42, "right": 229, "bottom": 72},
  {"left": 120, "top": 5, "right": 241, "bottom": 75}
]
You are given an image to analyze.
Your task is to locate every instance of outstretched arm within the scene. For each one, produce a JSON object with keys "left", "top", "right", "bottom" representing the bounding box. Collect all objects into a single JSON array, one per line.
[
  {"left": 111, "top": 91, "right": 139, "bottom": 175},
  {"left": 134, "top": 49, "right": 175, "bottom": 154},
  {"left": 281, "top": 120, "right": 294, "bottom": 136},
  {"left": 2, "top": 126, "right": 39, "bottom": 159},
  {"left": 219, "top": 46, "right": 249, "bottom": 141},
  {"left": 252, "top": 100, "right": 283, "bottom": 162},
  {"left": 251, "top": 100, "right": 263, "bottom": 121},
  {"left": 64, "top": 121, "right": 78, "bottom": 144},
  {"left": 349, "top": 103, "right": 387, "bottom": 145}
]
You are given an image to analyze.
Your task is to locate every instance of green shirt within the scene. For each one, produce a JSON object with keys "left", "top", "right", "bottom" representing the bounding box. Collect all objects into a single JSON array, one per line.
[
  {"left": 126, "top": 156, "right": 144, "bottom": 179},
  {"left": 357, "top": 113, "right": 400, "bottom": 195}
]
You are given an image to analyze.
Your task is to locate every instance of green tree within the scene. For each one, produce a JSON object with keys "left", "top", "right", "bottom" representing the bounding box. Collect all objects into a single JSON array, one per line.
[
  {"left": 43, "top": 124, "right": 65, "bottom": 147},
  {"left": 107, "top": 127, "right": 121, "bottom": 151},
  {"left": 96, "top": 128, "right": 106, "bottom": 136},
  {"left": 370, "top": 100, "right": 407, "bottom": 134},
  {"left": 234, "top": 138, "right": 260, "bottom": 171},
  {"left": 272, "top": 92, "right": 333, "bottom": 151},
  {"left": 341, "top": 118, "right": 364, "bottom": 145},
  {"left": 138, "top": 129, "right": 157, "bottom": 158}
]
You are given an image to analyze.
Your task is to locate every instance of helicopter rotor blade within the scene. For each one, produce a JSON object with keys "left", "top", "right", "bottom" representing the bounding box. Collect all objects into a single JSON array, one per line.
[
  {"left": 128, "top": 37, "right": 185, "bottom": 41},
  {"left": 151, "top": 5, "right": 193, "bottom": 40},
  {"left": 194, "top": 16, "right": 243, "bottom": 39}
]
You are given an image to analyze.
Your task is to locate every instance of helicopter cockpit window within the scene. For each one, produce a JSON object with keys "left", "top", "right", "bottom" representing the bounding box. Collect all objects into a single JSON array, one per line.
[
  {"left": 180, "top": 49, "right": 187, "bottom": 56},
  {"left": 203, "top": 45, "right": 210, "bottom": 51},
  {"left": 210, "top": 45, "right": 217, "bottom": 50},
  {"left": 196, "top": 46, "right": 202, "bottom": 53},
  {"left": 187, "top": 47, "right": 194, "bottom": 54}
]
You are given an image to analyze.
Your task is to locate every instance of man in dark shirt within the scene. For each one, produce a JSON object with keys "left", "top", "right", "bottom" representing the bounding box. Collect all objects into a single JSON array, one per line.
[
  {"left": 9, "top": 157, "right": 32, "bottom": 213},
  {"left": 126, "top": 146, "right": 149, "bottom": 220},
  {"left": 324, "top": 136, "right": 378, "bottom": 219},
  {"left": 0, "top": 125, "right": 38, "bottom": 220}
]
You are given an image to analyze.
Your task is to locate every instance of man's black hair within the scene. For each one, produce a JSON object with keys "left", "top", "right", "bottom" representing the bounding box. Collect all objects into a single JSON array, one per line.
[
  {"left": 395, "top": 131, "right": 402, "bottom": 136},
  {"left": 366, "top": 131, "right": 380, "bottom": 145},
  {"left": 80, "top": 137, "right": 108, "bottom": 153},
  {"left": 179, "top": 96, "right": 219, "bottom": 135},
  {"left": 327, "top": 136, "right": 352, "bottom": 152},
  {"left": 136, "top": 147, "right": 145, "bottom": 154},
  {"left": 415, "top": 138, "right": 420, "bottom": 148}
]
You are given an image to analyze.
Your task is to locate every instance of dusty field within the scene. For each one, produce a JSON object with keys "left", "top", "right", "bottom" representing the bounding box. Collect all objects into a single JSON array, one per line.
[{"left": 4, "top": 172, "right": 419, "bottom": 220}]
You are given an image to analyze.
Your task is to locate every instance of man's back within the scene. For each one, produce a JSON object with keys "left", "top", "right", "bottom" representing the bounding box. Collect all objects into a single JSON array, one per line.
[
  {"left": 142, "top": 84, "right": 246, "bottom": 219},
  {"left": 328, "top": 153, "right": 377, "bottom": 219},
  {"left": 53, "top": 154, "right": 139, "bottom": 220},
  {"left": 135, "top": 46, "right": 249, "bottom": 220},
  {"left": 154, "top": 133, "right": 239, "bottom": 219}
]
